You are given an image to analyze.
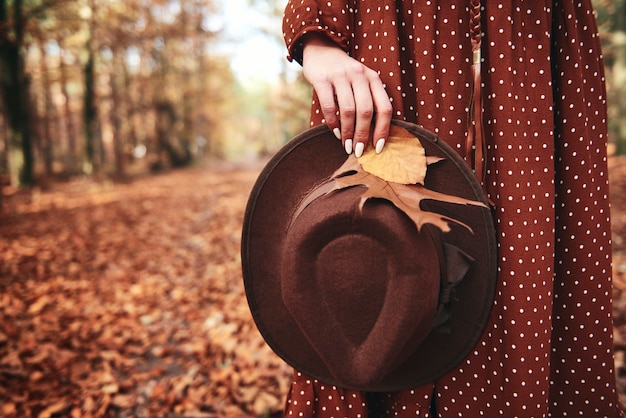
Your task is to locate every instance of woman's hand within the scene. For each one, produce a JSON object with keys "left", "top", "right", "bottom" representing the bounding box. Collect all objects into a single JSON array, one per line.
[{"left": 301, "top": 33, "right": 393, "bottom": 157}]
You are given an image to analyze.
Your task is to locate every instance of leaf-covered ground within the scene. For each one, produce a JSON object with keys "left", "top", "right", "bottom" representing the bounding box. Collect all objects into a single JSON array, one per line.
[
  {"left": 1, "top": 156, "right": 626, "bottom": 417},
  {"left": 0, "top": 161, "right": 291, "bottom": 417}
]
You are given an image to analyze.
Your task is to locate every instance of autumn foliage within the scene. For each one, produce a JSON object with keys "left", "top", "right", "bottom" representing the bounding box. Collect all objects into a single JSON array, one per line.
[{"left": 0, "top": 162, "right": 290, "bottom": 417}]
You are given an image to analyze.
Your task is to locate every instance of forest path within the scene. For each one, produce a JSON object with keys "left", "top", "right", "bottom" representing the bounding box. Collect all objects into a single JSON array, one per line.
[{"left": 0, "top": 161, "right": 290, "bottom": 417}]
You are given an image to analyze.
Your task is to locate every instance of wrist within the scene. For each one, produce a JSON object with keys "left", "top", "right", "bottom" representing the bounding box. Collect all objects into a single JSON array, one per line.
[{"left": 302, "top": 33, "right": 343, "bottom": 61}]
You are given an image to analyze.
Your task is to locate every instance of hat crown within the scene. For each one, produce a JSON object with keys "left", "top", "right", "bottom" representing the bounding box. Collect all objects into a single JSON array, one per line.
[{"left": 281, "top": 186, "right": 442, "bottom": 387}]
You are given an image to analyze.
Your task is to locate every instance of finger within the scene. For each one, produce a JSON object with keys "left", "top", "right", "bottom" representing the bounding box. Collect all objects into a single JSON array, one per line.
[
  {"left": 313, "top": 81, "right": 341, "bottom": 140},
  {"left": 334, "top": 79, "right": 357, "bottom": 154},
  {"left": 369, "top": 78, "right": 393, "bottom": 154},
  {"left": 350, "top": 76, "right": 375, "bottom": 158}
]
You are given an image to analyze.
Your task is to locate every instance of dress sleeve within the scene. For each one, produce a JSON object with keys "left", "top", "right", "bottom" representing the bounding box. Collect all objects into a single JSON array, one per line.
[{"left": 282, "top": 0, "right": 354, "bottom": 65}]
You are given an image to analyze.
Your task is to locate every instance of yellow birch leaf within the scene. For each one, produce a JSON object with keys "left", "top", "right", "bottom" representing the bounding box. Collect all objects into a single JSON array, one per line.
[{"left": 358, "top": 125, "right": 427, "bottom": 184}]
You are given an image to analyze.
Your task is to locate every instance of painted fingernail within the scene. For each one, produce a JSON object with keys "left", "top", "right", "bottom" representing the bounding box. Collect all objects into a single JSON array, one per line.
[
  {"left": 333, "top": 127, "right": 341, "bottom": 140},
  {"left": 375, "top": 138, "right": 385, "bottom": 154},
  {"left": 344, "top": 139, "right": 353, "bottom": 155},
  {"left": 354, "top": 142, "right": 365, "bottom": 158}
]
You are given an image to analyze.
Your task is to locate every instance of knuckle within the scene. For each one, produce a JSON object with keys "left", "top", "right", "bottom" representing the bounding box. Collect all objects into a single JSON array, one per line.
[
  {"left": 354, "top": 132, "right": 369, "bottom": 142},
  {"left": 378, "top": 101, "right": 393, "bottom": 116},
  {"left": 351, "top": 62, "right": 368, "bottom": 74},
  {"left": 341, "top": 62, "right": 368, "bottom": 79},
  {"left": 342, "top": 105, "right": 356, "bottom": 117},
  {"left": 320, "top": 102, "right": 336, "bottom": 114},
  {"left": 365, "top": 67, "right": 381, "bottom": 79},
  {"left": 304, "top": 70, "right": 325, "bottom": 86},
  {"left": 358, "top": 106, "right": 374, "bottom": 119}
]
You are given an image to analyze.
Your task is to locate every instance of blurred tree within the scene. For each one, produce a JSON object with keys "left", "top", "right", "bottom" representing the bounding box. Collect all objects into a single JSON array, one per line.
[
  {"left": 237, "top": 0, "right": 311, "bottom": 153},
  {"left": 109, "top": 49, "right": 125, "bottom": 175},
  {"left": 0, "top": 0, "right": 84, "bottom": 185},
  {"left": 82, "top": 0, "right": 100, "bottom": 174},
  {"left": 142, "top": 0, "right": 225, "bottom": 167},
  {"left": 0, "top": 0, "right": 34, "bottom": 186},
  {"left": 594, "top": 0, "right": 626, "bottom": 154},
  {"left": 54, "top": 2, "right": 84, "bottom": 173},
  {"left": 37, "top": 36, "right": 55, "bottom": 175}
]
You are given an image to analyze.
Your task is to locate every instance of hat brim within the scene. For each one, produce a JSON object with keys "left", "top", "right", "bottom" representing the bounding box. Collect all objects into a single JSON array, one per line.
[{"left": 241, "top": 120, "right": 497, "bottom": 391}]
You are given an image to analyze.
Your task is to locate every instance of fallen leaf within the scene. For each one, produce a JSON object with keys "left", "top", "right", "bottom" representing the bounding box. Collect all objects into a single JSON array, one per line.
[
  {"left": 37, "top": 400, "right": 68, "bottom": 418},
  {"left": 1, "top": 402, "right": 17, "bottom": 416},
  {"left": 27, "top": 295, "right": 53, "bottom": 315},
  {"left": 101, "top": 383, "right": 120, "bottom": 394},
  {"left": 111, "top": 393, "right": 136, "bottom": 408},
  {"left": 358, "top": 125, "right": 429, "bottom": 184},
  {"left": 0, "top": 351, "right": 24, "bottom": 376}
]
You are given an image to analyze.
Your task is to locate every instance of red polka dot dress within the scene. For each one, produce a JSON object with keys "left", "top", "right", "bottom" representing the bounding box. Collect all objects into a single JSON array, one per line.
[{"left": 281, "top": 1, "right": 622, "bottom": 417}]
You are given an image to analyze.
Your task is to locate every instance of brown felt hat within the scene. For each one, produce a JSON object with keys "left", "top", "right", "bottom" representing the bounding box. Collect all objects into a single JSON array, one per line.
[{"left": 241, "top": 120, "right": 497, "bottom": 391}]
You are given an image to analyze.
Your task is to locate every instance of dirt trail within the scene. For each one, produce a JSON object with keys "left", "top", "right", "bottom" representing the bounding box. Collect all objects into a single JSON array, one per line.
[{"left": 0, "top": 161, "right": 290, "bottom": 417}]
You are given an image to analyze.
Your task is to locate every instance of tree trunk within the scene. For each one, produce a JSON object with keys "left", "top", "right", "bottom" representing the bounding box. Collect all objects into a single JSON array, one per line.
[
  {"left": 59, "top": 38, "right": 78, "bottom": 172},
  {"left": 110, "top": 51, "right": 124, "bottom": 176},
  {"left": 0, "top": 0, "right": 34, "bottom": 186},
  {"left": 82, "top": 0, "right": 101, "bottom": 174},
  {"left": 83, "top": 44, "right": 97, "bottom": 173},
  {"left": 122, "top": 58, "right": 138, "bottom": 148},
  {"left": 38, "top": 38, "right": 54, "bottom": 175}
]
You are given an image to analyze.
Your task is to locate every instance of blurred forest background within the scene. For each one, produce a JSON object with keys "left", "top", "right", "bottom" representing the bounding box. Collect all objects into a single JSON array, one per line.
[
  {"left": 0, "top": 0, "right": 625, "bottom": 192},
  {"left": 2, "top": 1, "right": 626, "bottom": 417},
  {"left": 0, "top": 0, "right": 311, "bottom": 198}
]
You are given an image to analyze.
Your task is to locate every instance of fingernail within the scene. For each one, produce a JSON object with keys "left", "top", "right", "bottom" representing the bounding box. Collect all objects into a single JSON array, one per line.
[
  {"left": 354, "top": 142, "right": 365, "bottom": 158},
  {"left": 375, "top": 138, "right": 385, "bottom": 154},
  {"left": 344, "top": 139, "right": 353, "bottom": 155},
  {"left": 333, "top": 127, "right": 341, "bottom": 140}
]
